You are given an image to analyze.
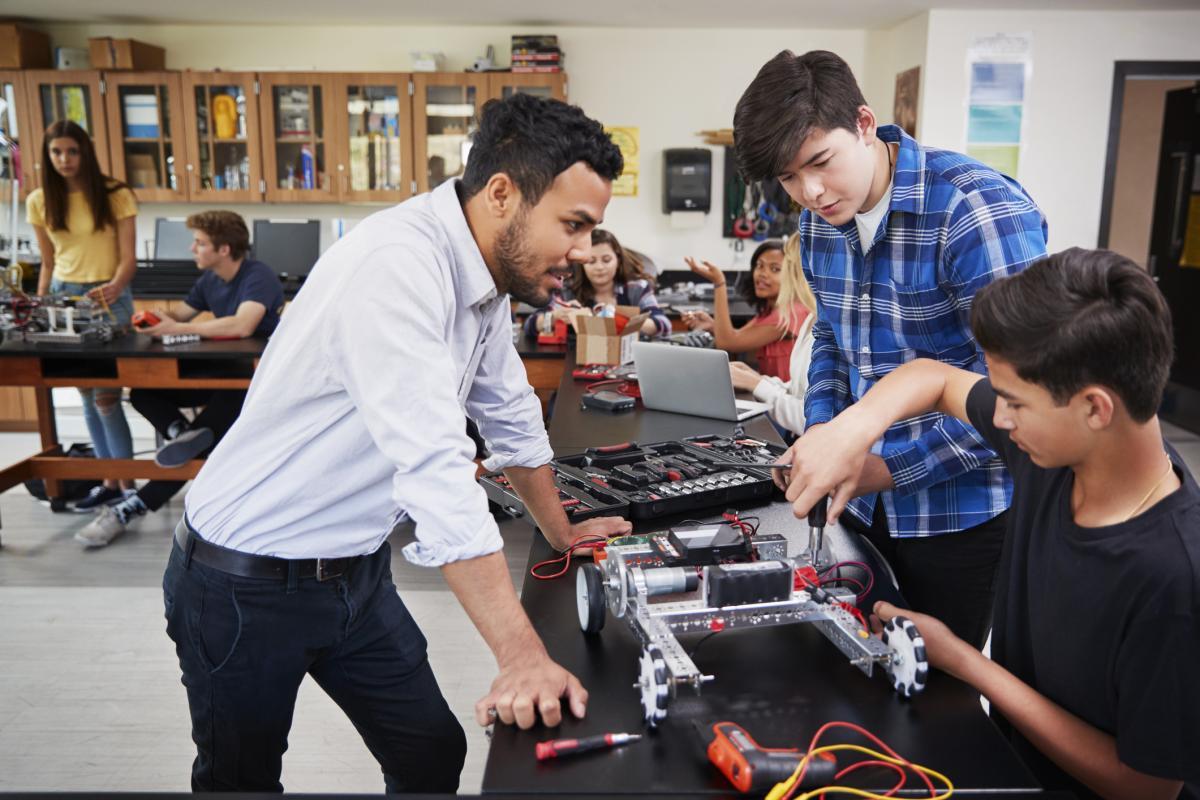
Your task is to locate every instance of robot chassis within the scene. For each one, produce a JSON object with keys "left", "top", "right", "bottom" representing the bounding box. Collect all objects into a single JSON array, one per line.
[
  {"left": 0, "top": 289, "right": 120, "bottom": 344},
  {"left": 575, "top": 529, "right": 929, "bottom": 726}
]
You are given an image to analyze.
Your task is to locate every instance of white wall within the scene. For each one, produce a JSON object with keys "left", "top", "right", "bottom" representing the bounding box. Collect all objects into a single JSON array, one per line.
[
  {"left": 35, "top": 22, "right": 868, "bottom": 272},
  {"left": 919, "top": 8, "right": 1200, "bottom": 252},
  {"left": 863, "top": 12, "right": 929, "bottom": 134}
]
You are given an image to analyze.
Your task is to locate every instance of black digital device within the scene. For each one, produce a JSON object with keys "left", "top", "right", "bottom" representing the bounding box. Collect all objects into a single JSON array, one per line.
[
  {"left": 581, "top": 390, "right": 636, "bottom": 413},
  {"left": 252, "top": 219, "right": 320, "bottom": 276},
  {"left": 153, "top": 218, "right": 194, "bottom": 260}
]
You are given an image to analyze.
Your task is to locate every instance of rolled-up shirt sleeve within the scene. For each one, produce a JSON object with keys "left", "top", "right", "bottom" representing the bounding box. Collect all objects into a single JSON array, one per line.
[
  {"left": 331, "top": 245, "right": 504, "bottom": 568},
  {"left": 468, "top": 305, "right": 554, "bottom": 473}
]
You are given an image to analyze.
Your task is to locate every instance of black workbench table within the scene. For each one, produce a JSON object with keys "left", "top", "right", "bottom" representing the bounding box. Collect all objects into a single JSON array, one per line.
[{"left": 483, "top": 354, "right": 1040, "bottom": 795}]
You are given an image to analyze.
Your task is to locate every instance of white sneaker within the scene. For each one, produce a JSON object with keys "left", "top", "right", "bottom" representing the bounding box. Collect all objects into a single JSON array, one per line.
[{"left": 75, "top": 506, "right": 127, "bottom": 548}]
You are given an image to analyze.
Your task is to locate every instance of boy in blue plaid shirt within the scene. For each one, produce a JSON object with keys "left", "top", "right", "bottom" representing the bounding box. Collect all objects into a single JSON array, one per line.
[{"left": 733, "top": 50, "right": 1048, "bottom": 648}]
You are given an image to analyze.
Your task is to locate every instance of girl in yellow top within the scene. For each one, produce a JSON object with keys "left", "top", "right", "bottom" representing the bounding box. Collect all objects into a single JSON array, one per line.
[{"left": 27, "top": 120, "right": 138, "bottom": 510}]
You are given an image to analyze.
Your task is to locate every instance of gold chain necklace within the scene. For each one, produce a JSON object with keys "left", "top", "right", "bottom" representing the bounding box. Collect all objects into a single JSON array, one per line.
[{"left": 1124, "top": 454, "right": 1174, "bottom": 522}]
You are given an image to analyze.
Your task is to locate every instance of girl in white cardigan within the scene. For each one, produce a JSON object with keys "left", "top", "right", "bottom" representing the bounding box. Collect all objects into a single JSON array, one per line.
[{"left": 729, "top": 233, "right": 817, "bottom": 436}]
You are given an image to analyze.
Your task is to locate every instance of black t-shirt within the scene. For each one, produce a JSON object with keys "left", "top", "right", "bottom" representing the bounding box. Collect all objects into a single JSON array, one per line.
[
  {"left": 184, "top": 259, "right": 285, "bottom": 338},
  {"left": 966, "top": 379, "right": 1200, "bottom": 798}
]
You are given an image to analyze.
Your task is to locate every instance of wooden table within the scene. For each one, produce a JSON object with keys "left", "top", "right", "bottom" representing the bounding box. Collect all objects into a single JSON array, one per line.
[{"left": 0, "top": 335, "right": 266, "bottom": 530}]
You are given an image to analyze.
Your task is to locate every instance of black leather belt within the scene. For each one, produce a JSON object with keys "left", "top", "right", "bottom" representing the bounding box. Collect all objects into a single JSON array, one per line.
[{"left": 174, "top": 519, "right": 365, "bottom": 582}]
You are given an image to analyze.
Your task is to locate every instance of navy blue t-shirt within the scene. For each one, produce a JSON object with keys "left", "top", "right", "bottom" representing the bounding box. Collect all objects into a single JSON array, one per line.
[{"left": 184, "top": 259, "right": 284, "bottom": 338}]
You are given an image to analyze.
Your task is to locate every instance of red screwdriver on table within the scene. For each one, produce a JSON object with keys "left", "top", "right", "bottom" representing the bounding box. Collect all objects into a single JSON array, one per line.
[{"left": 536, "top": 732, "right": 643, "bottom": 760}]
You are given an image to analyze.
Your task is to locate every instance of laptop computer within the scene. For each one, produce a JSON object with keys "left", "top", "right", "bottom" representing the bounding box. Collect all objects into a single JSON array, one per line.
[{"left": 633, "top": 342, "right": 770, "bottom": 422}]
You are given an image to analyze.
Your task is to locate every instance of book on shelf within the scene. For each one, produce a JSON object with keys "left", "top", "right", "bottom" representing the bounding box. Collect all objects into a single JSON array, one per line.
[
  {"left": 511, "top": 49, "right": 562, "bottom": 60},
  {"left": 511, "top": 65, "right": 563, "bottom": 73}
]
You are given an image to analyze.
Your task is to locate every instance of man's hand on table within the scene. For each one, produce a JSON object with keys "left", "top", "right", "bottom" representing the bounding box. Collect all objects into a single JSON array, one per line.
[
  {"left": 566, "top": 515, "right": 632, "bottom": 546},
  {"left": 871, "top": 601, "right": 975, "bottom": 680},
  {"left": 475, "top": 650, "right": 588, "bottom": 729}
]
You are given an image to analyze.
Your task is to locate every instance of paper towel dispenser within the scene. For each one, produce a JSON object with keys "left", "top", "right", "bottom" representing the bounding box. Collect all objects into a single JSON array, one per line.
[{"left": 663, "top": 148, "right": 712, "bottom": 214}]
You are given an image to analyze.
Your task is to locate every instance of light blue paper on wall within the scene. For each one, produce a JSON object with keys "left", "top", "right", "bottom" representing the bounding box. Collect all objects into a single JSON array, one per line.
[{"left": 967, "top": 104, "right": 1023, "bottom": 143}]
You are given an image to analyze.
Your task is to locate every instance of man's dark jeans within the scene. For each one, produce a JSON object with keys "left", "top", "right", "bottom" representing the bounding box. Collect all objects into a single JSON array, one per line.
[{"left": 162, "top": 538, "right": 467, "bottom": 793}]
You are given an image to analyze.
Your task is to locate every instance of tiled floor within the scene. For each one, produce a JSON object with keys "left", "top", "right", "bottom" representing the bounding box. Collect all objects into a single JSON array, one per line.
[{"left": 1, "top": 421, "right": 1197, "bottom": 793}]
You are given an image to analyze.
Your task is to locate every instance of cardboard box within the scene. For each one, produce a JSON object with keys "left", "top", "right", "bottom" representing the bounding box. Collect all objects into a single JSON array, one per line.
[
  {"left": 0, "top": 24, "right": 51, "bottom": 68},
  {"left": 571, "top": 305, "right": 650, "bottom": 365},
  {"left": 88, "top": 37, "right": 165, "bottom": 70}
]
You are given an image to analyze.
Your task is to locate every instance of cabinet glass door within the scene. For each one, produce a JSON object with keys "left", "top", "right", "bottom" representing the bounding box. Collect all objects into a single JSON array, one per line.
[
  {"left": 193, "top": 83, "right": 252, "bottom": 193},
  {"left": 0, "top": 72, "right": 30, "bottom": 200},
  {"left": 23, "top": 71, "right": 109, "bottom": 186},
  {"left": 105, "top": 73, "right": 187, "bottom": 202},
  {"left": 181, "top": 72, "right": 261, "bottom": 203},
  {"left": 261, "top": 74, "right": 337, "bottom": 202},
  {"left": 345, "top": 83, "right": 404, "bottom": 196},
  {"left": 413, "top": 75, "right": 485, "bottom": 193}
]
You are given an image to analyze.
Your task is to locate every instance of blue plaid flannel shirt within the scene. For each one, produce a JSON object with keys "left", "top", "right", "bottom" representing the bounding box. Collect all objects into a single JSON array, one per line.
[{"left": 801, "top": 125, "right": 1048, "bottom": 537}]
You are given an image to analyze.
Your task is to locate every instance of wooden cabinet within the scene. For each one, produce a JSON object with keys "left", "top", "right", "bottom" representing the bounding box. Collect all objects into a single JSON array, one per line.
[
  {"left": 103, "top": 71, "right": 188, "bottom": 203},
  {"left": 488, "top": 72, "right": 567, "bottom": 102},
  {"left": 180, "top": 71, "right": 263, "bottom": 204},
  {"left": 259, "top": 72, "right": 339, "bottom": 203},
  {"left": 332, "top": 73, "right": 416, "bottom": 202},
  {"left": 412, "top": 73, "right": 487, "bottom": 194},
  {"left": 22, "top": 70, "right": 110, "bottom": 190},
  {"left": 3, "top": 68, "right": 569, "bottom": 206}
]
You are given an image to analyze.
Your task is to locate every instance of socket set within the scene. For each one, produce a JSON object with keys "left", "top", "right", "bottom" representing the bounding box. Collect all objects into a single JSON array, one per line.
[
  {"left": 479, "top": 469, "right": 626, "bottom": 522},
  {"left": 480, "top": 439, "right": 780, "bottom": 522},
  {"left": 681, "top": 433, "right": 789, "bottom": 467}
]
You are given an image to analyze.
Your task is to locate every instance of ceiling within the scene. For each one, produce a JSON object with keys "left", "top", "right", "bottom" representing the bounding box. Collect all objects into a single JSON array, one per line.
[{"left": 7, "top": 0, "right": 1200, "bottom": 30}]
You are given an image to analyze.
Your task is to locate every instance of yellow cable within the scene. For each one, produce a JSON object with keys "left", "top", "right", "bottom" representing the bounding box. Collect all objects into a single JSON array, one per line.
[{"left": 767, "top": 744, "right": 954, "bottom": 800}]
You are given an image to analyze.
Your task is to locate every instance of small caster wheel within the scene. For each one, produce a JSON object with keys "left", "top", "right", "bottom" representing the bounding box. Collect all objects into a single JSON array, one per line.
[
  {"left": 637, "top": 644, "right": 670, "bottom": 726},
  {"left": 882, "top": 615, "right": 929, "bottom": 698}
]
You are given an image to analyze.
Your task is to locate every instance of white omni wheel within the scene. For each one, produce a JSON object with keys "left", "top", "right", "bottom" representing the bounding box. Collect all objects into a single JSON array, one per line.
[
  {"left": 881, "top": 615, "right": 929, "bottom": 698},
  {"left": 637, "top": 644, "right": 670, "bottom": 726},
  {"left": 576, "top": 563, "right": 607, "bottom": 634}
]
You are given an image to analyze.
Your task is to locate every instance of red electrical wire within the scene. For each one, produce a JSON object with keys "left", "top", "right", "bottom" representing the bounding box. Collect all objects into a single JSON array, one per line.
[
  {"left": 784, "top": 721, "right": 937, "bottom": 800},
  {"left": 830, "top": 760, "right": 908, "bottom": 797},
  {"left": 529, "top": 533, "right": 609, "bottom": 580}
]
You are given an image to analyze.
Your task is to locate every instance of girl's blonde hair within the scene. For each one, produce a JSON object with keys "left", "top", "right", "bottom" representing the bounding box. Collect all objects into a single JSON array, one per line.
[{"left": 776, "top": 233, "right": 817, "bottom": 331}]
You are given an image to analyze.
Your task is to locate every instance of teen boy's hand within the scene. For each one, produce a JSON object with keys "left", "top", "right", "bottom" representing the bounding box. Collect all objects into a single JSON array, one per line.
[
  {"left": 871, "top": 601, "right": 976, "bottom": 679},
  {"left": 780, "top": 419, "right": 896, "bottom": 521}
]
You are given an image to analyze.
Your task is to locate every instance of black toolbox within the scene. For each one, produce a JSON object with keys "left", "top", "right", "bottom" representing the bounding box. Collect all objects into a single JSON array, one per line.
[{"left": 479, "top": 438, "right": 785, "bottom": 521}]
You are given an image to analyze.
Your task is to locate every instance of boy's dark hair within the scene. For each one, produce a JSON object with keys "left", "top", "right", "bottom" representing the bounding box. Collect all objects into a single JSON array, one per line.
[
  {"left": 461, "top": 94, "right": 624, "bottom": 206},
  {"left": 740, "top": 239, "right": 785, "bottom": 314},
  {"left": 186, "top": 210, "right": 250, "bottom": 260},
  {"left": 733, "top": 50, "right": 867, "bottom": 183},
  {"left": 972, "top": 248, "right": 1174, "bottom": 422}
]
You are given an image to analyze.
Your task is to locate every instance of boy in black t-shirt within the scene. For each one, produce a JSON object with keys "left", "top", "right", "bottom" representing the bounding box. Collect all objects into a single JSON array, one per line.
[
  {"left": 76, "top": 211, "right": 284, "bottom": 548},
  {"left": 780, "top": 248, "right": 1198, "bottom": 799}
]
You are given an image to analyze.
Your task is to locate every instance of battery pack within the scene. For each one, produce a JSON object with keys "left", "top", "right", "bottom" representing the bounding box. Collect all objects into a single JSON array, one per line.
[{"left": 705, "top": 561, "right": 793, "bottom": 608}]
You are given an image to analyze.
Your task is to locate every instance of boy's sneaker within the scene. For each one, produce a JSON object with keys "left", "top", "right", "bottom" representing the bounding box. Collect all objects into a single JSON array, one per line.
[
  {"left": 75, "top": 494, "right": 147, "bottom": 548},
  {"left": 71, "top": 485, "right": 124, "bottom": 513},
  {"left": 155, "top": 427, "right": 215, "bottom": 468}
]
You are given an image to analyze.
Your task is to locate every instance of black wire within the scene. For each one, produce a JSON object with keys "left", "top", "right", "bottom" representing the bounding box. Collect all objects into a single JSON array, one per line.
[{"left": 688, "top": 630, "right": 721, "bottom": 659}]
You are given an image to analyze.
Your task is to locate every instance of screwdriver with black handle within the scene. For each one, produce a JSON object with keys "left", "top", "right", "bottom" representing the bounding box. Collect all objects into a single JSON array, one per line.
[{"left": 807, "top": 495, "right": 829, "bottom": 569}]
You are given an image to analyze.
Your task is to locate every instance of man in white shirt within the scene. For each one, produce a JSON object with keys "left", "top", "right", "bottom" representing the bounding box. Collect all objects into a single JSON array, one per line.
[{"left": 163, "top": 95, "right": 631, "bottom": 793}]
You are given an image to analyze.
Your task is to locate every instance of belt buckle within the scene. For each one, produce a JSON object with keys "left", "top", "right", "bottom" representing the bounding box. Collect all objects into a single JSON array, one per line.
[{"left": 315, "top": 558, "right": 343, "bottom": 582}]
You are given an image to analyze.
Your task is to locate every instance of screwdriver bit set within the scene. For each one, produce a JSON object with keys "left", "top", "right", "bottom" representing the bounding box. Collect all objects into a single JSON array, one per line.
[{"left": 479, "top": 438, "right": 786, "bottom": 522}]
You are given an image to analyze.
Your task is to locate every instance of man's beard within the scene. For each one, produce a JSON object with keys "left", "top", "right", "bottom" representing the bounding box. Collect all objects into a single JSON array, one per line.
[{"left": 494, "top": 207, "right": 554, "bottom": 307}]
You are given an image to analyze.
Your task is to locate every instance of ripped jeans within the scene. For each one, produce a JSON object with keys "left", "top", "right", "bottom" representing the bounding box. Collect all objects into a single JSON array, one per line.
[{"left": 51, "top": 279, "right": 135, "bottom": 460}]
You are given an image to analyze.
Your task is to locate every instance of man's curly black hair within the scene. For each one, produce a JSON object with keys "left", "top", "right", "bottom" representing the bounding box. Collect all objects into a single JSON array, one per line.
[{"left": 460, "top": 94, "right": 624, "bottom": 205}]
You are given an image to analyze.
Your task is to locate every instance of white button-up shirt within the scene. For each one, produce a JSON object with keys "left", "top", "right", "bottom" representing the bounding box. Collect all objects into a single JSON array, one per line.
[{"left": 184, "top": 180, "right": 553, "bottom": 565}]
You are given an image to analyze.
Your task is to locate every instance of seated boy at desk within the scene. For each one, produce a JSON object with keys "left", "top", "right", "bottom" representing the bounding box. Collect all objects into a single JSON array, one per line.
[
  {"left": 75, "top": 210, "right": 284, "bottom": 548},
  {"left": 781, "top": 248, "right": 1199, "bottom": 799}
]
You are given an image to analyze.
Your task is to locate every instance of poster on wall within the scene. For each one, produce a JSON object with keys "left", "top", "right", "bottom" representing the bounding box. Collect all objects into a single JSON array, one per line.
[
  {"left": 964, "top": 32, "right": 1032, "bottom": 179},
  {"left": 605, "top": 126, "right": 639, "bottom": 197},
  {"left": 894, "top": 66, "right": 920, "bottom": 137}
]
